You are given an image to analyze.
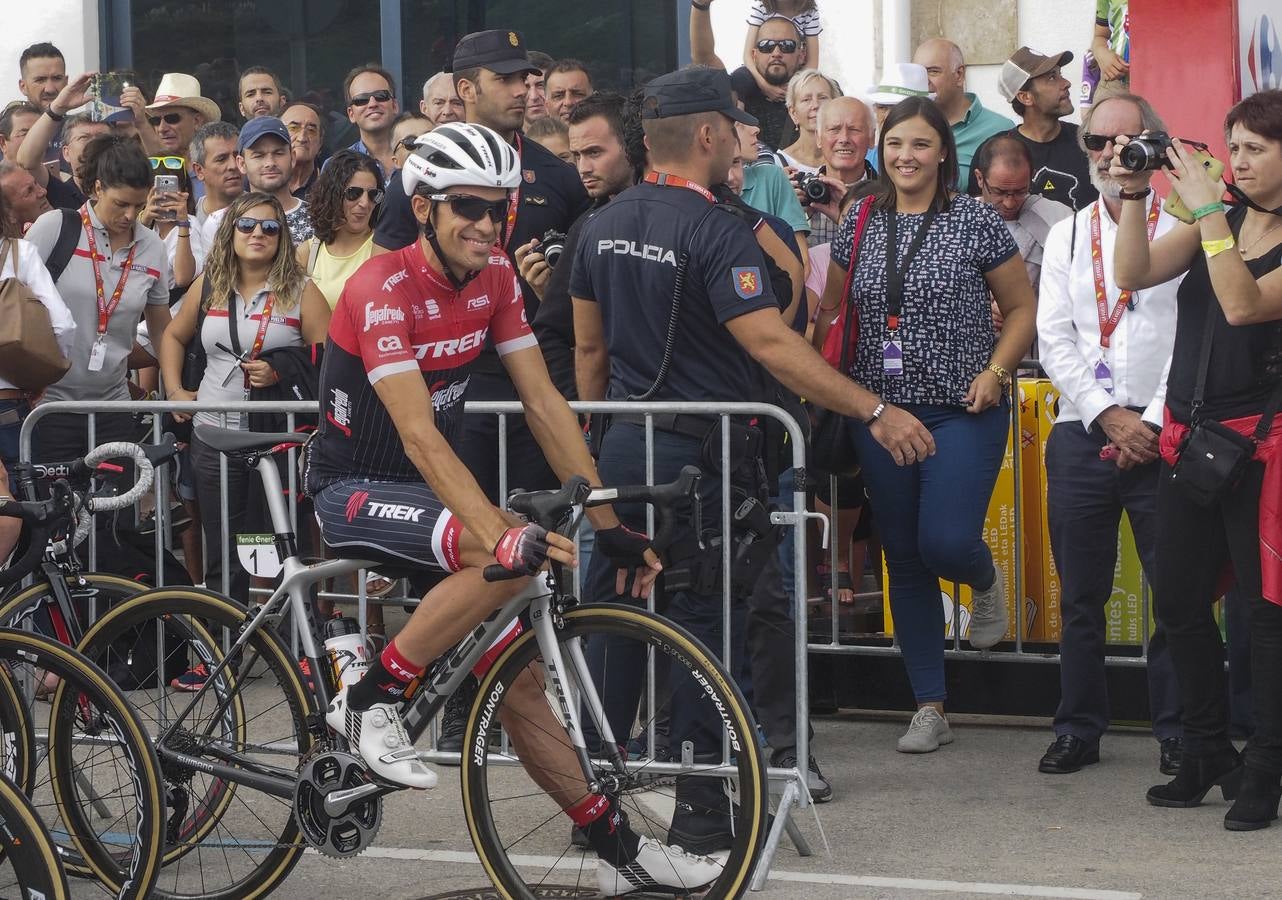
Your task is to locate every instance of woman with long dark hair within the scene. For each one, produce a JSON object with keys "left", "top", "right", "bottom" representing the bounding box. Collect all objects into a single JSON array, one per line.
[
  {"left": 300, "top": 149, "right": 382, "bottom": 308},
  {"left": 813, "top": 96, "right": 1037, "bottom": 752},
  {"left": 1113, "top": 90, "right": 1282, "bottom": 830},
  {"left": 159, "top": 190, "right": 329, "bottom": 688}
]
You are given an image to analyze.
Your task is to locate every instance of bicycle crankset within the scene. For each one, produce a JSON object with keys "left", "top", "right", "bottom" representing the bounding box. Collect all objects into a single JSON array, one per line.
[{"left": 294, "top": 748, "right": 383, "bottom": 858}]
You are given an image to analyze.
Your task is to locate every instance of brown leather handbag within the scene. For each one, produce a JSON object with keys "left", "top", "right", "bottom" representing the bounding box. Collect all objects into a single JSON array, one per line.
[{"left": 0, "top": 238, "right": 70, "bottom": 391}]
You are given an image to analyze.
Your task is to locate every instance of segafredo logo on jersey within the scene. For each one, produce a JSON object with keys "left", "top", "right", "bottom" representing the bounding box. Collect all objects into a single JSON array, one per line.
[
  {"left": 381, "top": 268, "right": 409, "bottom": 292},
  {"left": 596, "top": 239, "right": 677, "bottom": 266},
  {"left": 429, "top": 376, "right": 470, "bottom": 411},
  {"left": 363, "top": 302, "right": 406, "bottom": 332},
  {"left": 413, "top": 328, "right": 487, "bottom": 359}
]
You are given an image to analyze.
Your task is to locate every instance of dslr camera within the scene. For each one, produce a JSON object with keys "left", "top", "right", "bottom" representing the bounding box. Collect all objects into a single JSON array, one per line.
[
  {"left": 792, "top": 170, "right": 831, "bottom": 207},
  {"left": 539, "top": 228, "right": 568, "bottom": 268},
  {"left": 1118, "top": 131, "right": 1177, "bottom": 172}
]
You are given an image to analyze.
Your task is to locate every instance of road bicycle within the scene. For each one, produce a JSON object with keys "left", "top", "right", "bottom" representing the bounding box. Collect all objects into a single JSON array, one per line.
[
  {"left": 69, "top": 424, "right": 768, "bottom": 899},
  {"left": 0, "top": 769, "right": 72, "bottom": 900}
]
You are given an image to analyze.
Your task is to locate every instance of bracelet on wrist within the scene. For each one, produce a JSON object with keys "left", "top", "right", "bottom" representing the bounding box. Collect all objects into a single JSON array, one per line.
[
  {"left": 865, "top": 401, "right": 886, "bottom": 426},
  {"left": 1192, "top": 201, "right": 1226, "bottom": 221},
  {"left": 1118, "top": 187, "right": 1151, "bottom": 201},
  {"left": 1202, "top": 236, "right": 1236, "bottom": 258},
  {"left": 986, "top": 363, "right": 1011, "bottom": 388},
  {"left": 44, "top": 107, "right": 65, "bottom": 122}
]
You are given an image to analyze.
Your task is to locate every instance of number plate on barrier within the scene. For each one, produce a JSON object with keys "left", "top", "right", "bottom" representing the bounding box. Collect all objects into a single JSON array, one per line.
[{"left": 237, "top": 534, "right": 283, "bottom": 578}]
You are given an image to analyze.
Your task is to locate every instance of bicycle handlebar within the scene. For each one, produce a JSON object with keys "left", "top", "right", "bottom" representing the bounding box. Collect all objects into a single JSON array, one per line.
[
  {"left": 68, "top": 442, "right": 155, "bottom": 548},
  {"left": 482, "top": 466, "right": 702, "bottom": 583},
  {"left": 0, "top": 482, "right": 74, "bottom": 588}
]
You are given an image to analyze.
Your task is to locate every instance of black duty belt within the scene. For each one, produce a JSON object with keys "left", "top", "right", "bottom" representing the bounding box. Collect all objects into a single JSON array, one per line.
[{"left": 610, "top": 413, "right": 718, "bottom": 441}]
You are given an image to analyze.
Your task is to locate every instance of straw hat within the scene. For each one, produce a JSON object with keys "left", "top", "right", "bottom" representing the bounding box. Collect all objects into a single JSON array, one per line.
[
  {"left": 145, "top": 73, "right": 221, "bottom": 122},
  {"left": 865, "top": 63, "right": 935, "bottom": 106}
]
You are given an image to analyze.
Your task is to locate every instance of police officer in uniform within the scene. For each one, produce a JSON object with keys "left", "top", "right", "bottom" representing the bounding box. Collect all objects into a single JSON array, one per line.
[{"left": 572, "top": 67, "right": 934, "bottom": 850}]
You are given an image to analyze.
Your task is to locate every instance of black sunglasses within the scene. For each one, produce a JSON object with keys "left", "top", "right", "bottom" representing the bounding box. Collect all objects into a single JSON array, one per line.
[
  {"left": 428, "top": 193, "right": 508, "bottom": 224},
  {"left": 146, "top": 112, "right": 185, "bottom": 127},
  {"left": 234, "top": 216, "right": 282, "bottom": 236},
  {"left": 756, "top": 39, "right": 798, "bottom": 54},
  {"left": 344, "top": 186, "right": 385, "bottom": 204},
  {"left": 350, "top": 89, "right": 393, "bottom": 107},
  {"left": 1082, "top": 133, "right": 1138, "bottom": 151},
  {"left": 396, "top": 135, "right": 420, "bottom": 152}
]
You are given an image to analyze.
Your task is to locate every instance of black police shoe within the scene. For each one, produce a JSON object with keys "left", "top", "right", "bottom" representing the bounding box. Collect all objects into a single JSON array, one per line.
[
  {"left": 1160, "top": 737, "right": 1183, "bottom": 776},
  {"left": 667, "top": 776, "right": 733, "bottom": 854},
  {"left": 771, "top": 750, "right": 834, "bottom": 803},
  {"left": 1038, "top": 734, "right": 1100, "bottom": 774}
]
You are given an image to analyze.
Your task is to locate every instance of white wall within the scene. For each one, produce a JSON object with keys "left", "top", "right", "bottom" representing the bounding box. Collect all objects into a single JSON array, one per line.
[
  {"left": 710, "top": 0, "right": 1096, "bottom": 127},
  {"left": 1, "top": 0, "right": 98, "bottom": 106}
]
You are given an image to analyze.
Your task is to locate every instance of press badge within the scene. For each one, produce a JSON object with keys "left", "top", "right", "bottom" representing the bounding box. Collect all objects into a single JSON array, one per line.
[
  {"left": 1094, "top": 359, "right": 1114, "bottom": 394},
  {"left": 87, "top": 335, "right": 106, "bottom": 372},
  {"left": 882, "top": 338, "right": 904, "bottom": 376}
]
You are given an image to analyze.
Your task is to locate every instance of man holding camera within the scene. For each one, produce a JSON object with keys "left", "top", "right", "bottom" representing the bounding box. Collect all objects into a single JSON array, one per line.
[
  {"left": 793, "top": 96, "right": 878, "bottom": 249},
  {"left": 1035, "top": 92, "right": 1183, "bottom": 776}
]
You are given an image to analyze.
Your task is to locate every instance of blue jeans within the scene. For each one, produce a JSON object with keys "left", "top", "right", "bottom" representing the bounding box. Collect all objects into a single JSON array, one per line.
[
  {"left": 0, "top": 399, "right": 30, "bottom": 494},
  {"left": 851, "top": 402, "right": 1010, "bottom": 703}
]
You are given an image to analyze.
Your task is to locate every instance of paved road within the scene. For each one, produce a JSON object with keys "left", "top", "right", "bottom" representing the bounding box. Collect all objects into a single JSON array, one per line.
[{"left": 117, "top": 715, "right": 1269, "bottom": 900}]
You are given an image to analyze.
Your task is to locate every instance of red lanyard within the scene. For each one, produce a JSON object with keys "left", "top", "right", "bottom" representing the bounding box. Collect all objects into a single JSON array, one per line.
[
  {"left": 644, "top": 171, "right": 716, "bottom": 203},
  {"left": 80, "top": 204, "right": 138, "bottom": 336},
  {"left": 241, "top": 292, "right": 276, "bottom": 389},
  {"left": 1090, "top": 199, "right": 1159, "bottom": 348},
  {"left": 503, "top": 135, "right": 523, "bottom": 250}
]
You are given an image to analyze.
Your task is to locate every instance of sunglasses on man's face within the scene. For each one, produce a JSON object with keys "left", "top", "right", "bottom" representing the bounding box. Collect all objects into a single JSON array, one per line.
[
  {"left": 428, "top": 193, "right": 509, "bottom": 224},
  {"left": 344, "top": 186, "right": 385, "bottom": 204},
  {"left": 149, "top": 155, "right": 185, "bottom": 170},
  {"left": 350, "top": 89, "right": 394, "bottom": 107},
  {"left": 756, "top": 39, "right": 798, "bottom": 54},
  {"left": 1083, "top": 132, "right": 1140, "bottom": 151},
  {"left": 146, "top": 112, "right": 185, "bottom": 127},
  {"left": 396, "top": 135, "right": 420, "bottom": 152},
  {"left": 234, "top": 216, "right": 282, "bottom": 236}
]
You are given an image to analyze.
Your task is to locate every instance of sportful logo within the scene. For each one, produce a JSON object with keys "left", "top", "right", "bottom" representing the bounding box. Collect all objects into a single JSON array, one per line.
[
  {"left": 345, "top": 489, "right": 370, "bottom": 523},
  {"left": 412, "top": 328, "right": 487, "bottom": 359},
  {"left": 363, "top": 302, "right": 406, "bottom": 332},
  {"left": 426, "top": 298, "right": 442, "bottom": 319},
  {"left": 596, "top": 239, "right": 677, "bottom": 266}
]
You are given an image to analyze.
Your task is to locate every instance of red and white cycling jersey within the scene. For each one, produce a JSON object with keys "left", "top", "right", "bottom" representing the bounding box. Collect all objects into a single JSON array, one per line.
[{"left": 306, "top": 241, "right": 537, "bottom": 490}]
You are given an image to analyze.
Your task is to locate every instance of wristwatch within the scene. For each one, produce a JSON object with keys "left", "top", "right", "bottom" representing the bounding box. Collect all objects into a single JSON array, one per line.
[{"left": 986, "top": 363, "right": 1011, "bottom": 389}]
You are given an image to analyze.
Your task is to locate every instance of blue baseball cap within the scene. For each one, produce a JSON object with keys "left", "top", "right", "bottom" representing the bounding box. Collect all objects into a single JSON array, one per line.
[{"left": 237, "top": 116, "right": 290, "bottom": 153}]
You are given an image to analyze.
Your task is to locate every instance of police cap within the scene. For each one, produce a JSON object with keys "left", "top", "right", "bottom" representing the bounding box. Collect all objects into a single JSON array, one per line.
[
  {"left": 642, "top": 68, "right": 759, "bottom": 126},
  {"left": 451, "top": 29, "right": 541, "bottom": 77}
]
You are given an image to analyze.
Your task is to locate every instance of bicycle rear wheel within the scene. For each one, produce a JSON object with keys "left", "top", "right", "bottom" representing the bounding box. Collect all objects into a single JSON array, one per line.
[
  {"left": 0, "top": 771, "right": 70, "bottom": 900},
  {"left": 0, "top": 627, "right": 165, "bottom": 899},
  {"left": 461, "top": 604, "right": 767, "bottom": 900},
  {"left": 76, "top": 587, "right": 315, "bottom": 900},
  {"left": 0, "top": 657, "right": 35, "bottom": 793}
]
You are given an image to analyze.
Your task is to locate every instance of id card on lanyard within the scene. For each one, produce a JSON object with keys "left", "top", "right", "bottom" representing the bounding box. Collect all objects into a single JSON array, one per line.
[
  {"left": 882, "top": 210, "right": 936, "bottom": 376},
  {"left": 80, "top": 205, "right": 138, "bottom": 372},
  {"left": 1090, "top": 199, "right": 1159, "bottom": 393}
]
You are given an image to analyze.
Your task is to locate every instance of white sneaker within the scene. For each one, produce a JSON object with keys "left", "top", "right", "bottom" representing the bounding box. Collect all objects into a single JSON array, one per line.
[
  {"left": 896, "top": 706, "right": 954, "bottom": 753},
  {"left": 326, "top": 687, "right": 437, "bottom": 790},
  {"left": 968, "top": 565, "right": 1008, "bottom": 649},
  {"left": 596, "top": 836, "right": 723, "bottom": 896}
]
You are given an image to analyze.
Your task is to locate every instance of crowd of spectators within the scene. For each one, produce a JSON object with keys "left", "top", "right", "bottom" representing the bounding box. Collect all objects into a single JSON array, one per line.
[{"left": 4, "top": 0, "right": 1282, "bottom": 837}]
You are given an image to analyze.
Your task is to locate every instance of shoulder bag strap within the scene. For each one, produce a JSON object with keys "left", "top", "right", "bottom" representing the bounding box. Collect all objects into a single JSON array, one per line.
[
  {"left": 226, "top": 288, "right": 243, "bottom": 358},
  {"left": 306, "top": 238, "right": 320, "bottom": 276},
  {"left": 835, "top": 198, "right": 874, "bottom": 372},
  {"left": 1190, "top": 296, "right": 1218, "bottom": 423}
]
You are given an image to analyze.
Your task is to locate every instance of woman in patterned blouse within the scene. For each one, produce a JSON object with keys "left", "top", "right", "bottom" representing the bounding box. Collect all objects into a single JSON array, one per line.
[{"left": 813, "top": 96, "right": 1037, "bottom": 753}]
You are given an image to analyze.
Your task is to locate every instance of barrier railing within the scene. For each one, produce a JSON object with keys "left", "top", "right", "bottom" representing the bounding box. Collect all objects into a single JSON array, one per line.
[{"left": 18, "top": 397, "right": 821, "bottom": 890}]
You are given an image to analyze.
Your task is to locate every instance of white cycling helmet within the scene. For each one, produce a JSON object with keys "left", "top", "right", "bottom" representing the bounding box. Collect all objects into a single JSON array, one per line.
[{"left": 401, "top": 122, "right": 521, "bottom": 196}]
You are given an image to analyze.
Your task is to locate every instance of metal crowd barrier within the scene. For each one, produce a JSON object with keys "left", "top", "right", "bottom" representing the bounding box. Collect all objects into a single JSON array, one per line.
[
  {"left": 18, "top": 398, "right": 821, "bottom": 890},
  {"left": 807, "top": 365, "right": 1157, "bottom": 671}
]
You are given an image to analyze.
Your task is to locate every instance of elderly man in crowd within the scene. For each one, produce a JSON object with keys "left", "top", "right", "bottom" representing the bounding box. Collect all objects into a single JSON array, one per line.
[
  {"left": 802, "top": 96, "right": 877, "bottom": 248},
  {"left": 282, "top": 101, "right": 323, "bottom": 199},
  {"left": 420, "top": 71, "right": 463, "bottom": 128}
]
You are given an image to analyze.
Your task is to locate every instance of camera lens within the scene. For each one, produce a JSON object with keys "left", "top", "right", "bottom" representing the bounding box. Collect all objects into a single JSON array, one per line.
[
  {"left": 543, "top": 243, "right": 564, "bottom": 267},
  {"left": 1118, "top": 142, "right": 1154, "bottom": 171}
]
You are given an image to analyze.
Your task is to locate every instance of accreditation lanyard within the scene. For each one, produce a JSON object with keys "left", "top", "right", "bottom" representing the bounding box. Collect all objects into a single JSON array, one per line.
[
  {"left": 644, "top": 171, "right": 717, "bottom": 203},
  {"left": 240, "top": 292, "right": 276, "bottom": 396},
  {"left": 882, "top": 210, "right": 936, "bottom": 376},
  {"left": 1090, "top": 198, "right": 1160, "bottom": 349},
  {"left": 80, "top": 204, "right": 138, "bottom": 372},
  {"left": 503, "top": 135, "right": 524, "bottom": 250}
]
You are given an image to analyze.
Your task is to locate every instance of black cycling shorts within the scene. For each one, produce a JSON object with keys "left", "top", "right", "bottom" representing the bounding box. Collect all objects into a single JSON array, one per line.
[{"left": 313, "top": 479, "right": 464, "bottom": 573}]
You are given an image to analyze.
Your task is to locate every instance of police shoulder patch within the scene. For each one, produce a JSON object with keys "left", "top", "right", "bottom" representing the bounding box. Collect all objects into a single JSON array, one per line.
[{"left": 732, "top": 266, "right": 763, "bottom": 300}]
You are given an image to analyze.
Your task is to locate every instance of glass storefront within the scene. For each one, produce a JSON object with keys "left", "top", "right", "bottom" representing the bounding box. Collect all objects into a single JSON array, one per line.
[{"left": 110, "top": 0, "right": 679, "bottom": 154}]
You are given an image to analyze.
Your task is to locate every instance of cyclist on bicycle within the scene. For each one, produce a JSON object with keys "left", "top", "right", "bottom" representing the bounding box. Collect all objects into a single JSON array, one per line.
[{"left": 305, "top": 122, "right": 721, "bottom": 891}]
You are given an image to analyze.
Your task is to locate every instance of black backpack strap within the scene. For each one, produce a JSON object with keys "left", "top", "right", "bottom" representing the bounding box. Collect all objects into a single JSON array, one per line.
[{"left": 45, "top": 208, "right": 82, "bottom": 283}]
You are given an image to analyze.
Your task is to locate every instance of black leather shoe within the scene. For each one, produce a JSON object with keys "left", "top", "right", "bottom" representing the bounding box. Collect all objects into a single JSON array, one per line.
[
  {"left": 1147, "top": 747, "right": 1242, "bottom": 808},
  {"left": 1038, "top": 734, "right": 1100, "bottom": 774},
  {"left": 667, "top": 776, "right": 733, "bottom": 854},
  {"left": 1224, "top": 767, "right": 1282, "bottom": 831},
  {"left": 1160, "top": 737, "right": 1183, "bottom": 776},
  {"left": 435, "top": 675, "right": 477, "bottom": 764}
]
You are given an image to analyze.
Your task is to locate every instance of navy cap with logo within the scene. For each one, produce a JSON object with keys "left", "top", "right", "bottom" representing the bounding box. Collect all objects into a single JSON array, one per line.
[
  {"left": 642, "top": 68, "right": 758, "bottom": 126},
  {"left": 237, "top": 116, "right": 291, "bottom": 153},
  {"left": 451, "top": 29, "right": 542, "bottom": 77}
]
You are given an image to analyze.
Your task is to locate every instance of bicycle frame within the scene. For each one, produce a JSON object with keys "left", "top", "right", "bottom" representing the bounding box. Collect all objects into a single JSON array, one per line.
[{"left": 154, "top": 452, "right": 628, "bottom": 805}]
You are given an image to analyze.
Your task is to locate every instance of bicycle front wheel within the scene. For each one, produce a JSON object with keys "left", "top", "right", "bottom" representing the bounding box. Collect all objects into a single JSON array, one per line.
[
  {"left": 461, "top": 604, "right": 767, "bottom": 900},
  {"left": 0, "top": 771, "right": 70, "bottom": 900}
]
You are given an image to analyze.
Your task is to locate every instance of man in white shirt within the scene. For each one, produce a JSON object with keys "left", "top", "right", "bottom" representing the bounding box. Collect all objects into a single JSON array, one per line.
[{"left": 1035, "top": 92, "right": 1183, "bottom": 777}]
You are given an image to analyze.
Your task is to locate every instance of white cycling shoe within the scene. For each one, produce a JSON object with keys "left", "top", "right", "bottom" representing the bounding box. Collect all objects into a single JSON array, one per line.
[
  {"left": 596, "top": 836, "right": 723, "bottom": 896},
  {"left": 326, "top": 687, "right": 437, "bottom": 790}
]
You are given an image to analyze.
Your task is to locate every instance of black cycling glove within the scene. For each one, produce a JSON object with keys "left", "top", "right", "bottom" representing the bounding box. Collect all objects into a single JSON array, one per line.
[{"left": 595, "top": 524, "right": 655, "bottom": 569}]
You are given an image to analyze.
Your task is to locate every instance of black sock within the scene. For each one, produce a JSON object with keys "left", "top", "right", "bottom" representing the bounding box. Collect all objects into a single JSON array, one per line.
[
  {"left": 572, "top": 794, "right": 641, "bottom": 866},
  {"left": 347, "top": 657, "right": 412, "bottom": 710}
]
